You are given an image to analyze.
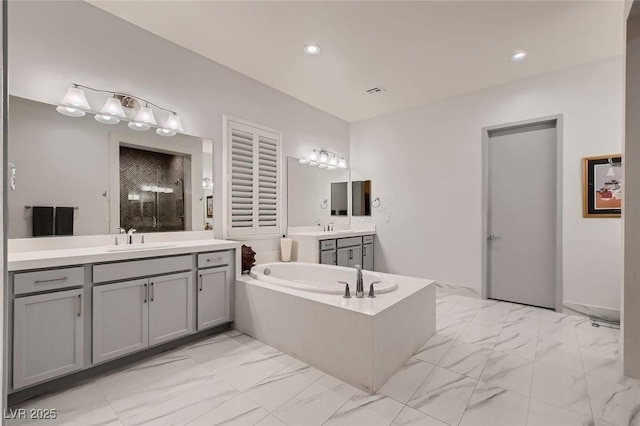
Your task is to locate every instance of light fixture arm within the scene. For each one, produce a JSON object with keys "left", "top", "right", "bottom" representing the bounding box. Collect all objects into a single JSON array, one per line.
[{"left": 71, "top": 83, "right": 179, "bottom": 115}]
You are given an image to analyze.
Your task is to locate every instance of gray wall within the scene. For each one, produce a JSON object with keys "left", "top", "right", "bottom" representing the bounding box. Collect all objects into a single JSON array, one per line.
[{"left": 8, "top": 1, "right": 350, "bottom": 260}]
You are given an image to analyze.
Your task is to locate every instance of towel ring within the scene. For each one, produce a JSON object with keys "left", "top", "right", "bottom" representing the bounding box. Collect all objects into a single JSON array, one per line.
[
  {"left": 320, "top": 199, "right": 328, "bottom": 209},
  {"left": 371, "top": 197, "right": 381, "bottom": 208}
]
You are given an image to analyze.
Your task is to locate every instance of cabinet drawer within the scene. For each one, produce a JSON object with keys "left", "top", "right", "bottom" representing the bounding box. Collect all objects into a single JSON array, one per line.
[
  {"left": 363, "top": 235, "right": 374, "bottom": 244},
  {"left": 93, "top": 255, "right": 192, "bottom": 284},
  {"left": 337, "top": 236, "right": 363, "bottom": 248},
  {"left": 319, "top": 239, "right": 336, "bottom": 251},
  {"left": 198, "top": 251, "right": 230, "bottom": 268},
  {"left": 14, "top": 267, "right": 84, "bottom": 295}
]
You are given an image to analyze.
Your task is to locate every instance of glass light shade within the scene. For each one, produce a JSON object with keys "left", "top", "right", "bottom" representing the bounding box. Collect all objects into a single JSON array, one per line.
[
  {"left": 329, "top": 155, "right": 338, "bottom": 167},
  {"left": 338, "top": 158, "right": 347, "bottom": 169},
  {"left": 319, "top": 151, "right": 329, "bottom": 164},
  {"left": 299, "top": 158, "right": 309, "bottom": 164},
  {"left": 164, "top": 114, "right": 183, "bottom": 132},
  {"left": 327, "top": 165, "right": 336, "bottom": 170},
  {"left": 95, "top": 114, "right": 120, "bottom": 124},
  {"left": 156, "top": 128, "right": 176, "bottom": 137},
  {"left": 128, "top": 121, "right": 151, "bottom": 131},
  {"left": 100, "top": 97, "right": 126, "bottom": 118},
  {"left": 318, "top": 163, "right": 327, "bottom": 169},
  {"left": 309, "top": 150, "right": 318, "bottom": 162},
  {"left": 56, "top": 105, "right": 86, "bottom": 117},
  {"left": 607, "top": 167, "right": 615, "bottom": 177},
  {"left": 134, "top": 106, "right": 157, "bottom": 126},
  {"left": 309, "top": 161, "right": 318, "bottom": 167},
  {"left": 59, "top": 86, "right": 90, "bottom": 110}
]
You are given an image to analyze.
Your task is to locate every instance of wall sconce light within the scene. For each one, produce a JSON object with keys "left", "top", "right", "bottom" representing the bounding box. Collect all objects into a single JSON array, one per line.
[
  {"left": 56, "top": 83, "right": 185, "bottom": 136},
  {"left": 299, "top": 149, "right": 347, "bottom": 170}
]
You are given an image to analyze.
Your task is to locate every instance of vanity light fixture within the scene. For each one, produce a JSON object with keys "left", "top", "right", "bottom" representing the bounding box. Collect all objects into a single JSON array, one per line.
[
  {"left": 95, "top": 96, "right": 126, "bottom": 124},
  {"left": 301, "top": 149, "right": 347, "bottom": 170},
  {"left": 56, "top": 85, "right": 90, "bottom": 117},
  {"left": 56, "top": 83, "right": 185, "bottom": 136}
]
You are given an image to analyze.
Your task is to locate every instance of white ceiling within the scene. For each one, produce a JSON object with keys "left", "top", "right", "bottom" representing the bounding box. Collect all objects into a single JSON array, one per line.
[{"left": 87, "top": 1, "right": 624, "bottom": 123}]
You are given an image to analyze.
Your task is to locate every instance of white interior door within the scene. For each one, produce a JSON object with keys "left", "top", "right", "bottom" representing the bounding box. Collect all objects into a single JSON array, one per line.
[{"left": 487, "top": 121, "right": 558, "bottom": 309}]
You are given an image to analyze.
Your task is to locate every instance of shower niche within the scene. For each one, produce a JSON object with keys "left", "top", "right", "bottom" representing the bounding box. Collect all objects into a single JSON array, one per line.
[{"left": 120, "top": 146, "right": 187, "bottom": 233}]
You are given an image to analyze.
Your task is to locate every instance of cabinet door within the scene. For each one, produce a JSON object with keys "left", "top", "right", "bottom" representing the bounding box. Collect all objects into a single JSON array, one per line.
[
  {"left": 149, "top": 272, "right": 194, "bottom": 346},
  {"left": 93, "top": 279, "right": 148, "bottom": 364},
  {"left": 336, "top": 247, "right": 351, "bottom": 267},
  {"left": 197, "top": 266, "right": 230, "bottom": 330},
  {"left": 363, "top": 244, "right": 374, "bottom": 271},
  {"left": 320, "top": 250, "right": 337, "bottom": 265},
  {"left": 13, "top": 289, "right": 84, "bottom": 389},
  {"left": 349, "top": 246, "right": 363, "bottom": 267}
]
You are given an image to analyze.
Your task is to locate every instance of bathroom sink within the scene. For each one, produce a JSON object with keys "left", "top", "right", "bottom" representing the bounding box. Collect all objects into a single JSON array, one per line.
[{"left": 105, "top": 243, "right": 176, "bottom": 252}]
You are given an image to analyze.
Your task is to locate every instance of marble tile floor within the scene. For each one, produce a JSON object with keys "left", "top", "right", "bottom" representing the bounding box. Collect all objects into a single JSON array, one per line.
[{"left": 8, "top": 292, "right": 639, "bottom": 426}]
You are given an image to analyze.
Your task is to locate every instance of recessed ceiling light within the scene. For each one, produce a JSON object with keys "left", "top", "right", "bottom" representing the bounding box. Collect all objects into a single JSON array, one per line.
[
  {"left": 511, "top": 51, "right": 528, "bottom": 62},
  {"left": 304, "top": 44, "right": 321, "bottom": 55}
]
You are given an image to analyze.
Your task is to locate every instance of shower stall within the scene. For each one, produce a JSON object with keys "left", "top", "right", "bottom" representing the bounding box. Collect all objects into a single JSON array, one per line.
[{"left": 119, "top": 146, "right": 186, "bottom": 233}]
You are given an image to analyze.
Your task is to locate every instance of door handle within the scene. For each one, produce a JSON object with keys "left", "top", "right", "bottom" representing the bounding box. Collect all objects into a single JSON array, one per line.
[
  {"left": 77, "top": 294, "right": 82, "bottom": 317},
  {"left": 488, "top": 235, "right": 502, "bottom": 241},
  {"left": 143, "top": 283, "right": 147, "bottom": 303},
  {"left": 199, "top": 274, "right": 203, "bottom": 292},
  {"left": 150, "top": 282, "right": 154, "bottom": 302}
]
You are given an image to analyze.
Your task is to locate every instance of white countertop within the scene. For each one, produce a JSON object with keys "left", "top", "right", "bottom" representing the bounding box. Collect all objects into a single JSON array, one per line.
[
  {"left": 8, "top": 239, "right": 242, "bottom": 271},
  {"left": 238, "top": 268, "right": 434, "bottom": 317},
  {"left": 288, "top": 229, "right": 375, "bottom": 240}
]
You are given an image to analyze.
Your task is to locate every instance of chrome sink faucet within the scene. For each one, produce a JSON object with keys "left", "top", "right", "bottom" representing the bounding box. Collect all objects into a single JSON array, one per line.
[
  {"left": 355, "top": 264, "right": 364, "bottom": 298},
  {"left": 127, "top": 228, "right": 137, "bottom": 245},
  {"left": 326, "top": 222, "right": 335, "bottom": 232}
]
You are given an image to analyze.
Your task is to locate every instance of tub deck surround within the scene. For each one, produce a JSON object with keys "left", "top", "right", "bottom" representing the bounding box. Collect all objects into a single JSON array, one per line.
[
  {"left": 235, "top": 262, "right": 436, "bottom": 394},
  {"left": 8, "top": 232, "right": 242, "bottom": 271}
]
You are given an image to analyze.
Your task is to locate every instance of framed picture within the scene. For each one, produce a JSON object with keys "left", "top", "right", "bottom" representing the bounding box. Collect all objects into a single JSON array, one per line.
[
  {"left": 582, "top": 154, "right": 622, "bottom": 218},
  {"left": 206, "top": 196, "right": 213, "bottom": 218}
]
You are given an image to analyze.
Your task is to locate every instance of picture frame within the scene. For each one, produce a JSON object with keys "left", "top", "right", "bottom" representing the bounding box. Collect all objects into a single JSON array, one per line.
[
  {"left": 206, "top": 195, "right": 213, "bottom": 218},
  {"left": 582, "top": 154, "right": 622, "bottom": 218}
]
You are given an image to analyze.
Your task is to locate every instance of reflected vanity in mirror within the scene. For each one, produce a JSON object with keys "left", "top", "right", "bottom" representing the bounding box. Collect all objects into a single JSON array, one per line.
[
  {"left": 8, "top": 96, "right": 214, "bottom": 238},
  {"left": 287, "top": 156, "right": 350, "bottom": 227}
]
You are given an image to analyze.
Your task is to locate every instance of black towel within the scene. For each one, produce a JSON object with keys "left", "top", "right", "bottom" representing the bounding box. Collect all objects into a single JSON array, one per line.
[
  {"left": 32, "top": 206, "right": 54, "bottom": 237},
  {"left": 55, "top": 207, "right": 75, "bottom": 236}
]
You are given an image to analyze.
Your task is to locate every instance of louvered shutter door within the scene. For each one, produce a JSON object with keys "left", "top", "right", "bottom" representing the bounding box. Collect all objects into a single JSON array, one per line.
[
  {"left": 256, "top": 132, "right": 279, "bottom": 234},
  {"left": 227, "top": 120, "right": 280, "bottom": 237}
]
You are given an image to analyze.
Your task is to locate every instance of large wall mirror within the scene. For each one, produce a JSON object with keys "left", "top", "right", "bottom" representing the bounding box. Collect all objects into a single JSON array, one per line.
[
  {"left": 287, "top": 156, "right": 350, "bottom": 227},
  {"left": 8, "top": 96, "right": 214, "bottom": 238}
]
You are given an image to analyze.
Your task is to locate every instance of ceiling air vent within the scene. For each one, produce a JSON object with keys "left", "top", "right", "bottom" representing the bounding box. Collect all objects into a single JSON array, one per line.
[{"left": 366, "top": 86, "right": 386, "bottom": 95}]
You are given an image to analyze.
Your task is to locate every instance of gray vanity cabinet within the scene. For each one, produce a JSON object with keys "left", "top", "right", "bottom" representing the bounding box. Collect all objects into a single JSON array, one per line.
[
  {"left": 13, "top": 288, "right": 84, "bottom": 389},
  {"left": 197, "top": 266, "right": 230, "bottom": 330},
  {"left": 337, "top": 246, "right": 362, "bottom": 268},
  {"left": 92, "top": 279, "right": 149, "bottom": 364},
  {"left": 320, "top": 250, "right": 337, "bottom": 265},
  {"left": 363, "top": 244, "right": 374, "bottom": 271},
  {"left": 149, "top": 272, "right": 194, "bottom": 346}
]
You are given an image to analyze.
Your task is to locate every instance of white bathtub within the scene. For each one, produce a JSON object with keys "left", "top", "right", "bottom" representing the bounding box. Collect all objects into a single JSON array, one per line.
[
  {"left": 236, "top": 262, "right": 436, "bottom": 394},
  {"left": 250, "top": 262, "right": 398, "bottom": 294}
]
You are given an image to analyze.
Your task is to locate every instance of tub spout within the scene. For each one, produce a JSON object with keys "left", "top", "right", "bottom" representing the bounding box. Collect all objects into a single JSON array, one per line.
[{"left": 355, "top": 264, "right": 364, "bottom": 298}]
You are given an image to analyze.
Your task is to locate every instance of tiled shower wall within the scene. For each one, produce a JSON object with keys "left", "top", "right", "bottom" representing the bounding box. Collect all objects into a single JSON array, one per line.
[{"left": 119, "top": 146, "right": 186, "bottom": 233}]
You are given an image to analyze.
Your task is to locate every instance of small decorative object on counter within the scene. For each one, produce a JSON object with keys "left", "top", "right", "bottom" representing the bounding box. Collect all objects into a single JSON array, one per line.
[
  {"left": 242, "top": 245, "right": 256, "bottom": 273},
  {"left": 280, "top": 235, "right": 293, "bottom": 262}
]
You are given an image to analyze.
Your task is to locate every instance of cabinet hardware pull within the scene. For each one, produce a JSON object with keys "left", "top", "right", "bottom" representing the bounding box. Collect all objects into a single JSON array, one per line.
[
  {"left": 150, "top": 282, "right": 154, "bottom": 302},
  {"left": 143, "top": 283, "right": 147, "bottom": 303},
  {"left": 363, "top": 247, "right": 366, "bottom": 256},
  {"left": 206, "top": 257, "right": 223, "bottom": 263},
  {"left": 199, "top": 275, "right": 203, "bottom": 291},
  {"left": 77, "top": 294, "right": 82, "bottom": 317},
  {"left": 34, "top": 277, "right": 67, "bottom": 284},
  {"left": 333, "top": 252, "right": 337, "bottom": 263},
  {"left": 349, "top": 249, "right": 353, "bottom": 260}
]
